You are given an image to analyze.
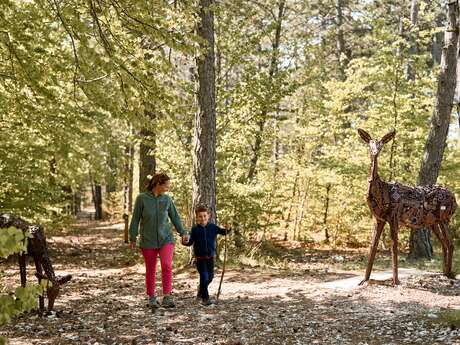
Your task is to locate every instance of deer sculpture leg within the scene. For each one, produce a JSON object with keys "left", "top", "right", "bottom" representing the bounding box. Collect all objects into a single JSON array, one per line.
[
  {"left": 34, "top": 257, "right": 45, "bottom": 311},
  {"left": 389, "top": 220, "right": 400, "bottom": 285},
  {"left": 360, "top": 220, "right": 385, "bottom": 285},
  {"left": 430, "top": 224, "right": 449, "bottom": 275},
  {"left": 432, "top": 223, "right": 454, "bottom": 277},
  {"left": 18, "top": 253, "right": 27, "bottom": 287},
  {"left": 439, "top": 222, "right": 454, "bottom": 277},
  {"left": 441, "top": 223, "right": 455, "bottom": 278}
]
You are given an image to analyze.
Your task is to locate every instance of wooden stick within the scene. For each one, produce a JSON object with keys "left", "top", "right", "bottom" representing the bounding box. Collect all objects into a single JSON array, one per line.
[{"left": 216, "top": 230, "right": 228, "bottom": 302}]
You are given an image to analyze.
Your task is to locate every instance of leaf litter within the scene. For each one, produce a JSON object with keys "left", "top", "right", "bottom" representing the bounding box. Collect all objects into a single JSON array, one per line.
[{"left": 0, "top": 221, "right": 459, "bottom": 345}]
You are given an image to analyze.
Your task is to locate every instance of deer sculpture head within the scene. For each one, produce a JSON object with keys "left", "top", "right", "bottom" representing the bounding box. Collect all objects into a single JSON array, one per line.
[
  {"left": 0, "top": 214, "right": 72, "bottom": 311},
  {"left": 36, "top": 273, "right": 72, "bottom": 311},
  {"left": 358, "top": 128, "right": 395, "bottom": 155},
  {"left": 358, "top": 128, "right": 396, "bottom": 181}
]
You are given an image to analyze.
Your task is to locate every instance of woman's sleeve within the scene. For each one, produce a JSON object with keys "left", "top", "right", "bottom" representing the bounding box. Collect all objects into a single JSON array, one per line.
[
  {"left": 129, "top": 195, "right": 142, "bottom": 243},
  {"left": 168, "top": 199, "right": 187, "bottom": 236}
]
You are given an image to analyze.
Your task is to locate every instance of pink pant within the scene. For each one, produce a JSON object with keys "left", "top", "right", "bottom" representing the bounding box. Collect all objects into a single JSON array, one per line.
[{"left": 141, "top": 244, "right": 174, "bottom": 297}]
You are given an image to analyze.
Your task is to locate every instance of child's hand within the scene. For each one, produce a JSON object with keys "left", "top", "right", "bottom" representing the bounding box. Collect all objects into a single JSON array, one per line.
[
  {"left": 224, "top": 224, "right": 231, "bottom": 232},
  {"left": 181, "top": 234, "right": 190, "bottom": 245}
]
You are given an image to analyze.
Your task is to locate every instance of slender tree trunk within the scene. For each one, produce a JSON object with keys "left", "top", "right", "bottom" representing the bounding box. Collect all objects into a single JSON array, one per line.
[
  {"left": 388, "top": 14, "right": 404, "bottom": 182},
  {"left": 409, "top": 1, "right": 458, "bottom": 260},
  {"left": 93, "top": 184, "right": 102, "bottom": 220},
  {"left": 335, "top": 0, "right": 348, "bottom": 80},
  {"left": 193, "top": 0, "right": 217, "bottom": 222},
  {"left": 297, "top": 183, "right": 309, "bottom": 241},
  {"left": 49, "top": 157, "right": 57, "bottom": 186},
  {"left": 123, "top": 137, "right": 134, "bottom": 243},
  {"left": 294, "top": 182, "right": 309, "bottom": 241},
  {"left": 105, "top": 150, "right": 117, "bottom": 194},
  {"left": 273, "top": 115, "right": 280, "bottom": 171},
  {"left": 323, "top": 184, "right": 331, "bottom": 243},
  {"left": 73, "top": 191, "right": 81, "bottom": 215},
  {"left": 62, "top": 186, "right": 73, "bottom": 215},
  {"left": 283, "top": 171, "right": 299, "bottom": 240},
  {"left": 405, "top": 0, "right": 419, "bottom": 81},
  {"left": 247, "top": 1, "right": 285, "bottom": 182}
]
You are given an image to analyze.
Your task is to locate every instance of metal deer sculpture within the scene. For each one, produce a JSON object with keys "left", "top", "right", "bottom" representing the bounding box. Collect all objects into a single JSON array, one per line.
[
  {"left": 358, "top": 129, "right": 457, "bottom": 285},
  {"left": 0, "top": 214, "right": 72, "bottom": 311}
]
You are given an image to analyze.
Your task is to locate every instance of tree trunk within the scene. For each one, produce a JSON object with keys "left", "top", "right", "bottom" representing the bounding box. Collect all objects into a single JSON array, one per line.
[
  {"left": 409, "top": 1, "right": 458, "bottom": 260},
  {"left": 105, "top": 149, "right": 117, "bottom": 194},
  {"left": 49, "top": 157, "right": 57, "bottom": 186},
  {"left": 73, "top": 191, "right": 81, "bottom": 216},
  {"left": 335, "top": 0, "right": 348, "bottom": 80},
  {"left": 323, "top": 184, "right": 332, "bottom": 243},
  {"left": 139, "top": 109, "right": 156, "bottom": 193},
  {"left": 431, "top": 12, "right": 445, "bottom": 67},
  {"left": 123, "top": 138, "right": 134, "bottom": 243},
  {"left": 405, "top": 0, "right": 419, "bottom": 81},
  {"left": 193, "top": 0, "right": 217, "bottom": 222},
  {"left": 247, "top": 1, "right": 285, "bottom": 182},
  {"left": 283, "top": 171, "right": 299, "bottom": 240},
  {"left": 294, "top": 182, "right": 309, "bottom": 241},
  {"left": 93, "top": 184, "right": 103, "bottom": 220}
]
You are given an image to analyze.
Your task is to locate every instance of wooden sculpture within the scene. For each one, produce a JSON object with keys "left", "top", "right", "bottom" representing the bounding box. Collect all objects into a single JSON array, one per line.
[
  {"left": 0, "top": 214, "right": 72, "bottom": 311},
  {"left": 358, "top": 129, "right": 457, "bottom": 285}
]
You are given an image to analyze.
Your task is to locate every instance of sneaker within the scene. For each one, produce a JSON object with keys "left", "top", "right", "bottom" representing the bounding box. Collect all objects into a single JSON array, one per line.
[
  {"left": 161, "top": 294, "right": 175, "bottom": 308},
  {"left": 201, "top": 298, "right": 215, "bottom": 306},
  {"left": 148, "top": 296, "right": 160, "bottom": 309}
]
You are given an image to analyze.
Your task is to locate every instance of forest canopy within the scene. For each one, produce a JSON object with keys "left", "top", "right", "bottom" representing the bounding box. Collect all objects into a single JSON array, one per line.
[{"left": 1, "top": 0, "right": 459, "bottom": 248}]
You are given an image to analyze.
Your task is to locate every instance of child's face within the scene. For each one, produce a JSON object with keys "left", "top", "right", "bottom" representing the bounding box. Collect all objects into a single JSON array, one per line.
[{"left": 196, "top": 211, "right": 210, "bottom": 226}]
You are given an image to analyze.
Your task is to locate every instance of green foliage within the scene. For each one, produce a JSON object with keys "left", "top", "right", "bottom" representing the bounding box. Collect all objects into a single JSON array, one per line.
[
  {"left": 0, "top": 0, "right": 197, "bottom": 221},
  {"left": 0, "top": 284, "right": 42, "bottom": 326},
  {"left": 0, "top": 227, "right": 30, "bottom": 258},
  {"left": 1, "top": 0, "right": 459, "bottom": 252},
  {"left": 0, "top": 227, "right": 43, "bottom": 331}
]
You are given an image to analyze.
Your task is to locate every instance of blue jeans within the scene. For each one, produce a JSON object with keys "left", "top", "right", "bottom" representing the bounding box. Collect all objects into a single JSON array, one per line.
[{"left": 196, "top": 258, "right": 214, "bottom": 300}]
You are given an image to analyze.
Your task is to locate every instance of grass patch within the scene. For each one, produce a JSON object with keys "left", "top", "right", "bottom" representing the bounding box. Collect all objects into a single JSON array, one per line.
[{"left": 427, "top": 309, "right": 460, "bottom": 330}]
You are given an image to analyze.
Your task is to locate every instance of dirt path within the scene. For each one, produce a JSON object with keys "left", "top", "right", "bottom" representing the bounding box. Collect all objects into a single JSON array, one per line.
[{"left": 1, "top": 221, "right": 460, "bottom": 345}]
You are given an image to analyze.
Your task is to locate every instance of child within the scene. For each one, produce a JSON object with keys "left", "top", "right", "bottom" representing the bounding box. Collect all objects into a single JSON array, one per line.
[{"left": 182, "top": 205, "right": 230, "bottom": 305}]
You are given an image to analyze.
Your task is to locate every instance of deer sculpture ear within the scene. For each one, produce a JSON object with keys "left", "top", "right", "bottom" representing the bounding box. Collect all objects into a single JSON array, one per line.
[
  {"left": 58, "top": 275, "right": 72, "bottom": 285},
  {"left": 381, "top": 129, "right": 396, "bottom": 144},
  {"left": 357, "top": 128, "right": 372, "bottom": 143}
]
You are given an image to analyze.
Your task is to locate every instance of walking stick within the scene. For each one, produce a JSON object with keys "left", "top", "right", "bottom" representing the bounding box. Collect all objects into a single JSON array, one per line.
[{"left": 216, "top": 228, "right": 229, "bottom": 302}]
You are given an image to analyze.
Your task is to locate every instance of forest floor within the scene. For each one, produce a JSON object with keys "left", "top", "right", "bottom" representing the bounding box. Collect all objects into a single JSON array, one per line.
[{"left": 1, "top": 220, "right": 460, "bottom": 345}]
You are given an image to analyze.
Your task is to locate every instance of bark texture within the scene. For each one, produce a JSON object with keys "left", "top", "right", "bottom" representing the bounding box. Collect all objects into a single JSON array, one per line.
[
  {"left": 409, "top": 1, "right": 458, "bottom": 260},
  {"left": 193, "top": 0, "right": 217, "bottom": 222}
]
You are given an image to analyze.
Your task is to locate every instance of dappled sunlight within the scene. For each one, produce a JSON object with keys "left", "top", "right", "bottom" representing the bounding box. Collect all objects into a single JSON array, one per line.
[{"left": 2, "top": 221, "right": 460, "bottom": 344}]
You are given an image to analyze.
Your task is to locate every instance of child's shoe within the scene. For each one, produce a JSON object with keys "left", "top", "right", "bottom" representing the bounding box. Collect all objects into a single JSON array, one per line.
[
  {"left": 161, "top": 294, "right": 175, "bottom": 308},
  {"left": 148, "top": 296, "right": 160, "bottom": 309},
  {"left": 201, "top": 298, "right": 215, "bottom": 306}
]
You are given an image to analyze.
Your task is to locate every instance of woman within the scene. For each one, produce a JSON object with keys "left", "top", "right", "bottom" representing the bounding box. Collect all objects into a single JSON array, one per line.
[{"left": 129, "top": 172, "right": 188, "bottom": 308}]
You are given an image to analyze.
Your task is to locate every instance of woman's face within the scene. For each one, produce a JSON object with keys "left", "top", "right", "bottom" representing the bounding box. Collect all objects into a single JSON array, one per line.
[{"left": 155, "top": 180, "right": 171, "bottom": 195}]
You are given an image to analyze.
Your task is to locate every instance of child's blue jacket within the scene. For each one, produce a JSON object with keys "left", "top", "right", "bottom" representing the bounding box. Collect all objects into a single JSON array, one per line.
[{"left": 184, "top": 223, "right": 228, "bottom": 257}]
